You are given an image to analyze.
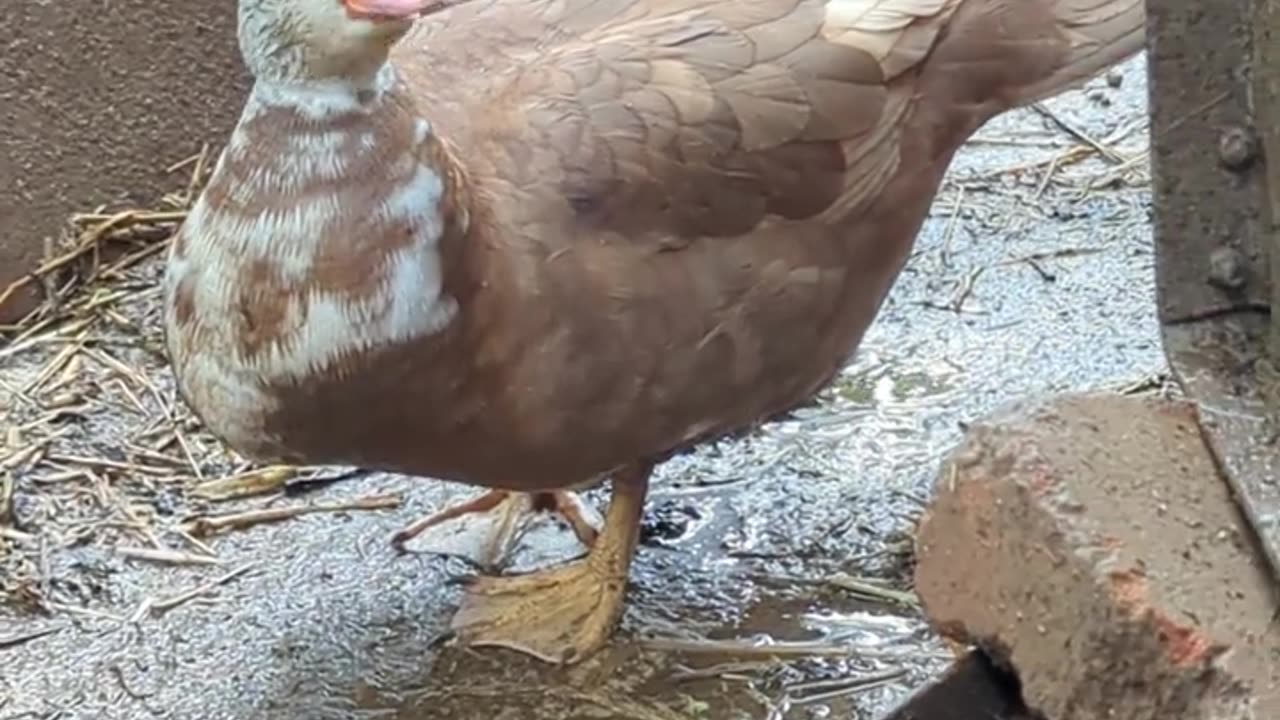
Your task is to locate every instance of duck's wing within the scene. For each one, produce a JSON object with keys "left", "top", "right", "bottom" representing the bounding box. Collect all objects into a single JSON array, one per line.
[{"left": 407, "top": 0, "right": 1142, "bottom": 239}]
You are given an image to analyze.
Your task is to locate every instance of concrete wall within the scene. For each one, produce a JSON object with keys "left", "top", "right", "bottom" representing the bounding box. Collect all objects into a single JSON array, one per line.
[{"left": 1, "top": 1, "right": 249, "bottom": 322}]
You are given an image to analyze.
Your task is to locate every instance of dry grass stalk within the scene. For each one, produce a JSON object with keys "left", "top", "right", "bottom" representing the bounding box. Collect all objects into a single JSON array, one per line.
[
  {"left": 0, "top": 209, "right": 188, "bottom": 315},
  {"left": 181, "top": 494, "right": 401, "bottom": 537},
  {"left": 150, "top": 562, "right": 258, "bottom": 615},
  {"left": 115, "top": 545, "right": 221, "bottom": 566},
  {"left": 638, "top": 636, "right": 910, "bottom": 660},
  {"left": 190, "top": 466, "right": 299, "bottom": 501}
]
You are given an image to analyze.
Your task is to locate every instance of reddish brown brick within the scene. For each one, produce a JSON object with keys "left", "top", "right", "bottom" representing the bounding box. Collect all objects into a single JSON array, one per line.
[{"left": 915, "top": 393, "right": 1278, "bottom": 720}]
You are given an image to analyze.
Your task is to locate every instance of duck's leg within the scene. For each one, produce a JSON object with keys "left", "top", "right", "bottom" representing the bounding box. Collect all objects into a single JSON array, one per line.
[
  {"left": 391, "top": 490, "right": 599, "bottom": 570},
  {"left": 448, "top": 462, "right": 651, "bottom": 664}
]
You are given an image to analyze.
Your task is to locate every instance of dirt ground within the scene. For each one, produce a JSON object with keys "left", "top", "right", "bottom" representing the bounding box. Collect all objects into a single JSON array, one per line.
[{"left": 0, "top": 56, "right": 1164, "bottom": 720}]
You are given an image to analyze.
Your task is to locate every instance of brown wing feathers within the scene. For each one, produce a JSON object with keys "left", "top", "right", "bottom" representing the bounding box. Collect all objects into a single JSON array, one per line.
[
  {"left": 409, "top": 0, "right": 1142, "bottom": 240},
  {"left": 502, "top": 1, "right": 910, "bottom": 238}
]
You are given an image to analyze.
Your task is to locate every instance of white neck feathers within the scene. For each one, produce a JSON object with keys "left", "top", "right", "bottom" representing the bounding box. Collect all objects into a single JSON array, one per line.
[{"left": 249, "top": 62, "right": 400, "bottom": 120}]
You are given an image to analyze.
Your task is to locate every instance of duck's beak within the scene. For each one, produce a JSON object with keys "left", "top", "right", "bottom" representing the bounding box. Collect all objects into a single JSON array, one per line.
[{"left": 343, "top": 0, "right": 443, "bottom": 20}]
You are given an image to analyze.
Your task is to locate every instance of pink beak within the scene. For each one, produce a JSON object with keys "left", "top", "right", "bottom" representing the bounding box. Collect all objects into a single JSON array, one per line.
[{"left": 343, "top": 0, "right": 442, "bottom": 20}]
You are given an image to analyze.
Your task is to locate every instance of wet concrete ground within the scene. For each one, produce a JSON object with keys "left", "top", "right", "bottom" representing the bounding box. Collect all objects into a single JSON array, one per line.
[{"left": 0, "top": 57, "right": 1164, "bottom": 719}]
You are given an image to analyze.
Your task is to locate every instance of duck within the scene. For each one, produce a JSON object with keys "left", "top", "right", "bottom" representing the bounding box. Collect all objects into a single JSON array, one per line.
[{"left": 164, "top": 0, "right": 1145, "bottom": 664}]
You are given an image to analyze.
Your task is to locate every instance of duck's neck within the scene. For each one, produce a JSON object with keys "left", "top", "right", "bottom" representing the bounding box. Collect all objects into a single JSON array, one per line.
[
  {"left": 214, "top": 58, "right": 464, "bottom": 223},
  {"left": 213, "top": 60, "right": 451, "bottom": 225},
  {"left": 248, "top": 60, "right": 399, "bottom": 120}
]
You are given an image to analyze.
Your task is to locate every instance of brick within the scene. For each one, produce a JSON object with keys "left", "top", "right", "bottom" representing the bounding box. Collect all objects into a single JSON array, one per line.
[
  {"left": 915, "top": 393, "right": 1279, "bottom": 719},
  {"left": 1, "top": 1, "right": 249, "bottom": 322}
]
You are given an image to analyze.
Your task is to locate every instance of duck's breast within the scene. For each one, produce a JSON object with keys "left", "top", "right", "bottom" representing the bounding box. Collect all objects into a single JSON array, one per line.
[{"left": 165, "top": 82, "right": 464, "bottom": 461}]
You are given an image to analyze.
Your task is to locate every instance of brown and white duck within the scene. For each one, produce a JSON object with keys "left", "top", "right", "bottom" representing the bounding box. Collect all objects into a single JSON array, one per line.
[{"left": 164, "top": 0, "right": 1144, "bottom": 663}]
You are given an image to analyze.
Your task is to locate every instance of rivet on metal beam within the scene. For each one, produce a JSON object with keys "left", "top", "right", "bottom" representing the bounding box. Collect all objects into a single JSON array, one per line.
[
  {"left": 1219, "top": 125, "right": 1259, "bottom": 171},
  {"left": 1207, "top": 246, "right": 1248, "bottom": 290}
]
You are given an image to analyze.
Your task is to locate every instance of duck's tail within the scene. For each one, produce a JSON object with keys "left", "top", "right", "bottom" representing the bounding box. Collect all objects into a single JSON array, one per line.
[
  {"left": 1013, "top": 0, "right": 1146, "bottom": 105},
  {"left": 918, "top": 0, "right": 1145, "bottom": 124}
]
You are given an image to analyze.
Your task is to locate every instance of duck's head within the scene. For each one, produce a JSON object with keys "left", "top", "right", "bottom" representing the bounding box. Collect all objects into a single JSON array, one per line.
[{"left": 238, "top": 0, "right": 442, "bottom": 84}]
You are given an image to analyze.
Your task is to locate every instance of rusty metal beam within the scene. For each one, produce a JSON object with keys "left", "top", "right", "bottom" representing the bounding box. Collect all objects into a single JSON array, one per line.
[
  {"left": 1260, "top": 0, "right": 1280, "bottom": 370},
  {"left": 1146, "top": 0, "right": 1280, "bottom": 582}
]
